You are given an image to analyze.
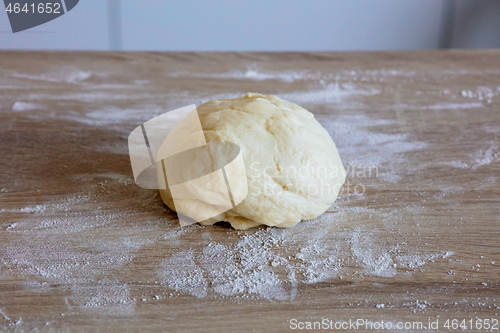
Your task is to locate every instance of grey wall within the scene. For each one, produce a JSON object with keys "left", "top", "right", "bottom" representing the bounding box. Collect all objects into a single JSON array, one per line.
[
  {"left": 120, "top": 0, "right": 444, "bottom": 51},
  {"left": 452, "top": 0, "right": 500, "bottom": 48},
  {"left": 0, "top": 0, "right": 498, "bottom": 51}
]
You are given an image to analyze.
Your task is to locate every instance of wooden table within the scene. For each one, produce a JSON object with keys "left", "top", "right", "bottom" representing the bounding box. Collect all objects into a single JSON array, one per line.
[{"left": 0, "top": 51, "right": 499, "bottom": 332}]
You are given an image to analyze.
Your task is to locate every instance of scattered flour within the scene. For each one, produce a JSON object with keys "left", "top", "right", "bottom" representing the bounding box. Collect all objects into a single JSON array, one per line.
[
  {"left": 158, "top": 251, "right": 208, "bottom": 298},
  {"left": 403, "top": 300, "right": 432, "bottom": 313},
  {"left": 442, "top": 144, "right": 499, "bottom": 170},
  {"left": 426, "top": 102, "right": 484, "bottom": 110},
  {"left": 391, "top": 102, "right": 484, "bottom": 111},
  {"left": 344, "top": 69, "right": 417, "bottom": 78},
  {"left": 12, "top": 102, "right": 46, "bottom": 112},
  {"left": 471, "top": 145, "right": 499, "bottom": 170},
  {"left": 26, "top": 91, "right": 162, "bottom": 103},
  {"left": 19, "top": 80, "right": 381, "bottom": 136},
  {"left": 12, "top": 69, "right": 91, "bottom": 84},
  {"left": 190, "top": 81, "right": 378, "bottom": 107},
  {"left": 1, "top": 193, "right": 454, "bottom": 303},
  {"left": 70, "top": 278, "right": 135, "bottom": 312},
  {"left": 320, "top": 114, "right": 426, "bottom": 184},
  {"left": 169, "top": 67, "right": 419, "bottom": 83},
  {"left": 152, "top": 206, "right": 455, "bottom": 300},
  {"left": 169, "top": 68, "right": 313, "bottom": 83},
  {"left": 461, "top": 86, "right": 498, "bottom": 104},
  {"left": 281, "top": 82, "right": 380, "bottom": 105},
  {"left": 1, "top": 189, "right": 160, "bottom": 312},
  {"left": 66, "top": 105, "right": 163, "bottom": 128},
  {"left": 442, "top": 160, "right": 470, "bottom": 169}
]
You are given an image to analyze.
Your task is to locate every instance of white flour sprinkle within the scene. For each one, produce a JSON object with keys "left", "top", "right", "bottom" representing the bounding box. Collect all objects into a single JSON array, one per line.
[
  {"left": 24, "top": 83, "right": 382, "bottom": 135},
  {"left": 461, "top": 86, "right": 498, "bottom": 104},
  {"left": 426, "top": 102, "right": 484, "bottom": 110},
  {"left": 320, "top": 114, "right": 426, "bottom": 183},
  {"left": 67, "top": 105, "right": 163, "bottom": 128},
  {"left": 26, "top": 91, "right": 162, "bottom": 103},
  {"left": 281, "top": 82, "right": 380, "bottom": 105},
  {"left": 1, "top": 186, "right": 161, "bottom": 312},
  {"left": 70, "top": 279, "right": 135, "bottom": 311},
  {"left": 153, "top": 206, "right": 454, "bottom": 300},
  {"left": 158, "top": 251, "right": 208, "bottom": 298},
  {"left": 1, "top": 192, "right": 455, "bottom": 303},
  {"left": 169, "top": 67, "right": 420, "bottom": 83},
  {"left": 442, "top": 144, "right": 499, "bottom": 170},
  {"left": 391, "top": 102, "right": 485, "bottom": 111},
  {"left": 12, "top": 101, "right": 46, "bottom": 112},
  {"left": 471, "top": 145, "right": 499, "bottom": 170},
  {"left": 344, "top": 69, "right": 417, "bottom": 78},
  {"left": 169, "top": 68, "right": 313, "bottom": 83},
  {"left": 12, "top": 69, "right": 91, "bottom": 84}
]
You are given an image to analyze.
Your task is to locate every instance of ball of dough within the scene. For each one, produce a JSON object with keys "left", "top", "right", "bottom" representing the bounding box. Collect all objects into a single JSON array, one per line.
[{"left": 159, "top": 93, "right": 346, "bottom": 230}]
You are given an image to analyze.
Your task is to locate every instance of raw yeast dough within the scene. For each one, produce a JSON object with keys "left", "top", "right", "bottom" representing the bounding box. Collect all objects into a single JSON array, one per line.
[{"left": 159, "top": 93, "right": 346, "bottom": 230}]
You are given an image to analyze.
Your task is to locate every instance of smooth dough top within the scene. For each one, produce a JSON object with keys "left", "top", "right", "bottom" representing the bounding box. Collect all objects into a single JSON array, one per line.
[{"left": 159, "top": 93, "right": 346, "bottom": 230}]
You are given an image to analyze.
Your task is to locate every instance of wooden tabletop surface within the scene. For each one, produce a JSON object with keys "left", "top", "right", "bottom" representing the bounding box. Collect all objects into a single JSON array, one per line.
[{"left": 0, "top": 51, "right": 499, "bottom": 332}]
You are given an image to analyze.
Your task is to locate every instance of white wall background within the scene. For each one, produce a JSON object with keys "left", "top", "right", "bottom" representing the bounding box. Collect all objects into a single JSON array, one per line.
[{"left": 0, "top": 0, "right": 498, "bottom": 51}]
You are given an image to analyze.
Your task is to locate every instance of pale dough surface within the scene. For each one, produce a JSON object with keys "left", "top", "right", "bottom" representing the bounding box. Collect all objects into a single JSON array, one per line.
[{"left": 159, "top": 93, "right": 346, "bottom": 230}]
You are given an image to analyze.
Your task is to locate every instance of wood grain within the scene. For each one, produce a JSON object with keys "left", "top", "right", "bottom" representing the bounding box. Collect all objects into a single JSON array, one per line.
[{"left": 0, "top": 51, "right": 499, "bottom": 332}]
